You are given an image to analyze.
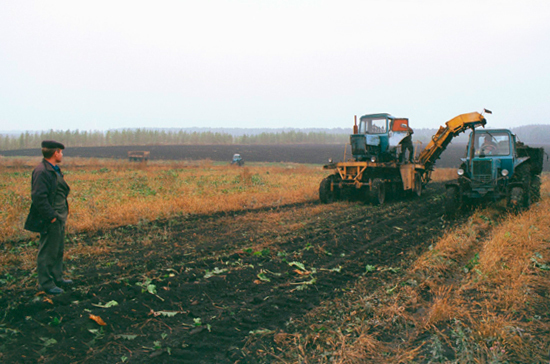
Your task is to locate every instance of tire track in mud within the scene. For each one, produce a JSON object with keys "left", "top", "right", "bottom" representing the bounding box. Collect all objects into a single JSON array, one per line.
[{"left": 1, "top": 184, "right": 466, "bottom": 364}]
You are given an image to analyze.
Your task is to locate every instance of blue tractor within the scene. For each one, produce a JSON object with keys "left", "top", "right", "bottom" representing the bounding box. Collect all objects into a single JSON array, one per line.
[
  {"left": 231, "top": 153, "right": 244, "bottom": 166},
  {"left": 444, "top": 128, "right": 544, "bottom": 214}
]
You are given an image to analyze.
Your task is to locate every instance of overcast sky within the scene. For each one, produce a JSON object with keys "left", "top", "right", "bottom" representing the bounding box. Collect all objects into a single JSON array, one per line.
[{"left": 1, "top": 0, "right": 549, "bottom": 132}]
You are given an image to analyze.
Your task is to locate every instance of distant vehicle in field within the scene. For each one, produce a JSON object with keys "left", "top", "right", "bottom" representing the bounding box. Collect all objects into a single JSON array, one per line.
[
  {"left": 320, "top": 111, "right": 489, "bottom": 204},
  {"left": 231, "top": 153, "right": 244, "bottom": 166},
  {"left": 445, "top": 128, "right": 544, "bottom": 214},
  {"left": 128, "top": 151, "right": 150, "bottom": 162}
]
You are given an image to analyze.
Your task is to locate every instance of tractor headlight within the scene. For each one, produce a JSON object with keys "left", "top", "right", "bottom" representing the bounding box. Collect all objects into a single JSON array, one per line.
[
  {"left": 370, "top": 156, "right": 377, "bottom": 163},
  {"left": 501, "top": 169, "right": 509, "bottom": 176},
  {"left": 457, "top": 168, "right": 464, "bottom": 176}
]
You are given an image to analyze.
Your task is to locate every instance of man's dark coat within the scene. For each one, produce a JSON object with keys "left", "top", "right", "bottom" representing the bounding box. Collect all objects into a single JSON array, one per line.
[{"left": 24, "top": 160, "right": 70, "bottom": 233}]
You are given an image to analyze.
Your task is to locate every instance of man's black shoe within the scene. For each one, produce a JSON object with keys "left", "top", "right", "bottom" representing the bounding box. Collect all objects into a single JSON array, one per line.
[
  {"left": 57, "top": 279, "right": 73, "bottom": 285},
  {"left": 46, "top": 287, "right": 64, "bottom": 295}
]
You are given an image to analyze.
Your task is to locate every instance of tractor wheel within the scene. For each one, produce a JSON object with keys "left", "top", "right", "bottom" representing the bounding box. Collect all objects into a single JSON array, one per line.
[
  {"left": 513, "top": 164, "right": 532, "bottom": 208},
  {"left": 531, "top": 175, "right": 541, "bottom": 203},
  {"left": 523, "top": 175, "right": 532, "bottom": 208},
  {"left": 508, "top": 187, "right": 524, "bottom": 210},
  {"left": 413, "top": 173, "right": 422, "bottom": 197},
  {"left": 319, "top": 176, "right": 339, "bottom": 204},
  {"left": 444, "top": 186, "right": 460, "bottom": 216},
  {"left": 371, "top": 178, "right": 386, "bottom": 205}
]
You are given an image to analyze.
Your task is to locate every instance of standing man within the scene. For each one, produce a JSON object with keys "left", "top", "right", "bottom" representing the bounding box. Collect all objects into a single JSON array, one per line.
[
  {"left": 399, "top": 126, "right": 415, "bottom": 163},
  {"left": 24, "top": 140, "right": 72, "bottom": 294}
]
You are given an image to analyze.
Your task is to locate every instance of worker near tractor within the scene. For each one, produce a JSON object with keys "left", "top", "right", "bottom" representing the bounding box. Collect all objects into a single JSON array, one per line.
[
  {"left": 399, "top": 126, "right": 414, "bottom": 163},
  {"left": 480, "top": 135, "right": 497, "bottom": 154},
  {"left": 24, "top": 140, "right": 72, "bottom": 295}
]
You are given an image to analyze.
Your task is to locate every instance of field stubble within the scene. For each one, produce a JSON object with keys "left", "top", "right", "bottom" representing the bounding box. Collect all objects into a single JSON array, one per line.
[
  {"left": 258, "top": 174, "right": 550, "bottom": 363},
  {"left": 2, "top": 156, "right": 546, "bottom": 363},
  {"left": 0, "top": 157, "right": 326, "bottom": 244}
]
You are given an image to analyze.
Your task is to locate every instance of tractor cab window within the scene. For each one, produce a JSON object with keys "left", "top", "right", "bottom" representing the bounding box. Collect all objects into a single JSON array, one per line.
[
  {"left": 359, "top": 118, "right": 387, "bottom": 134},
  {"left": 474, "top": 132, "right": 510, "bottom": 156}
]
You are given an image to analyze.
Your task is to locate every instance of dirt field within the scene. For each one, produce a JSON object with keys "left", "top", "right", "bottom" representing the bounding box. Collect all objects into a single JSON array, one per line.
[{"left": 0, "top": 181, "right": 467, "bottom": 363}]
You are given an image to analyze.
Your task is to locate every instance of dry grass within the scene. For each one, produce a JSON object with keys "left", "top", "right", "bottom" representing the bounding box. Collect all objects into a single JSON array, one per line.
[
  {"left": 422, "top": 286, "right": 468, "bottom": 328},
  {"left": 275, "top": 174, "right": 550, "bottom": 363},
  {"left": 0, "top": 157, "right": 328, "bottom": 243}
]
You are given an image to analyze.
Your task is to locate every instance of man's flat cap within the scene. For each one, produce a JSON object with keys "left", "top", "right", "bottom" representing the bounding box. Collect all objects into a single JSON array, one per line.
[{"left": 41, "top": 140, "right": 65, "bottom": 149}]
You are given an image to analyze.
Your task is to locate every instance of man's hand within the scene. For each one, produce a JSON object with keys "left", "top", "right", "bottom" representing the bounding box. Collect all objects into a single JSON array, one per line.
[{"left": 51, "top": 218, "right": 57, "bottom": 223}]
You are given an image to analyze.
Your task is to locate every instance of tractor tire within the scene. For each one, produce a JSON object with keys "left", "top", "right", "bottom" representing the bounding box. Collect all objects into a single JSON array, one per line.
[
  {"left": 508, "top": 187, "right": 524, "bottom": 210},
  {"left": 319, "top": 176, "right": 339, "bottom": 204},
  {"left": 444, "top": 186, "right": 460, "bottom": 216},
  {"left": 523, "top": 175, "right": 532, "bottom": 208},
  {"left": 371, "top": 178, "right": 386, "bottom": 205},
  {"left": 531, "top": 175, "right": 541, "bottom": 203},
  {"left": 513, "top": 164, "right": 532, "bottom": 208}
]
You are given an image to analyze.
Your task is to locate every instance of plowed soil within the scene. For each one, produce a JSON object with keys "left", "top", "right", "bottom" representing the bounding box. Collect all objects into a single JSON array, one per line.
[
  {"left": 0, "top": 143, "right": 491, "bottom": 168},
  {"left": 1, "top": 182, "right": 470, "bottom": 363},
  {"left": 3, "top": 143, "right": 549, "bottom": 170},
  {"left": 4, "top": 144, "right": 550, "bottom": 171}
]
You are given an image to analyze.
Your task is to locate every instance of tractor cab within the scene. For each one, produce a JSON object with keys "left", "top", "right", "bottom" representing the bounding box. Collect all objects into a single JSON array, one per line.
[
  {"left": 350, "top": 113, "right": 411, "bottom": 162},
  {"left": 461, "top": 129, "right": 517, "bottom": 184}
]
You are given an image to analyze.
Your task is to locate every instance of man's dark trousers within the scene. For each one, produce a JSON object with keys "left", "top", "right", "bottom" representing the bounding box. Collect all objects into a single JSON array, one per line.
[{"left": 37, "top": 220, "right": 66, "bottom": 290}]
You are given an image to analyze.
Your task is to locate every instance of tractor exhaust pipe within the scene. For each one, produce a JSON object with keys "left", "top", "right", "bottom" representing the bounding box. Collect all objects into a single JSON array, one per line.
[{"left": 353, "top": 115, "right": 358, "bottom": 134}]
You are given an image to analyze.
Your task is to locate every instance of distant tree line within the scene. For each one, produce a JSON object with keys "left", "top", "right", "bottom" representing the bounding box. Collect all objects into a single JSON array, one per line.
[
  {"left": 0, "top": 129, "right": 349, "bottom": 151},
  {"left": 3, "top": 124, "right": 548, "bottom": 151}
]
